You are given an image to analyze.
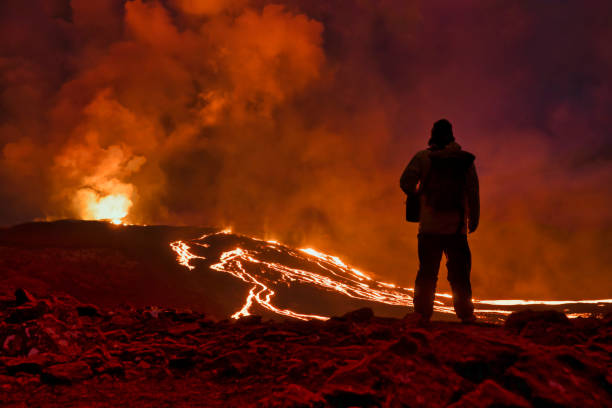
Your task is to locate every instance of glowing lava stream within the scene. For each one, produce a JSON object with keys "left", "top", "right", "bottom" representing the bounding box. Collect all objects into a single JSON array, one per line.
[{"left": 170, "top": 230, "right": 612, "bottom": 321}]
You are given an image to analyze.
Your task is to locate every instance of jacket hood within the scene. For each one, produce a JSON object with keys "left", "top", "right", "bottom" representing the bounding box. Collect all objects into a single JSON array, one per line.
[{"left": 428, "top": 142, "right": 475, "bottom": 165}]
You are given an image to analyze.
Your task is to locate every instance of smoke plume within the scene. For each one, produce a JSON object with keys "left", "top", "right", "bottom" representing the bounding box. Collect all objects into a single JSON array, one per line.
[{"left": 1, "top": 0, "right": 611, "bottom": 298}]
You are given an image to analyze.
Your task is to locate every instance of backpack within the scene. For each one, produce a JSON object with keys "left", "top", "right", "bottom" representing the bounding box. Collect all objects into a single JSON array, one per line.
[{"left": 422, "top": 151, "right": 474, "bottom": 212}]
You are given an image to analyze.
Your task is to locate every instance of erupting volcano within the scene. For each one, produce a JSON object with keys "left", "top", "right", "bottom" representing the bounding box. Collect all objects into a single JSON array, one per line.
[
  {"left": 79, "top": 192, "right": 132, "bottom": 225},
  {"left": 2, "top": 0, "right": 612, "bottom": 404}
]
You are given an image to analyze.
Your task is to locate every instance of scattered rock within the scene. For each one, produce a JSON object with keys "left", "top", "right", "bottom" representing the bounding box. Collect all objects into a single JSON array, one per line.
[
  {"left": 364, "top": 324, "right": 393, "bottom": 340},
  {"left": 387, "top": 336, "right": 418, "bottom": 356},
  {"left": 209, "top": 352, "right": 249, "bottom": 378},
  {"left": 76, "top": 305, "right": 101, "bottom": 317},
  {"left": 109, "top": 315, "right": 135, "bottom": 327},
  {"left": 41, "top": 361, "right": 93, "bottom": 384},
  {"left": 263, "top": 330, "right": 299, "bottom": 341},
  {"left": 120, "top": 345, "right": 165, "bottom": 364},
  {"left": 403, "top": 329, "right": 430, "bottom": 346},
  {"left": 166, "top": 322, "right": 201, "bottom": 337},
  {"left": 1, "top": 290, "right": 610, "bottom": 407},
  {"left": 168, "top": 356, "right": 195, "bottom": 370},
  {"left": 452, "top": 351, "right": 518, "bottom": 384},
  {"left": 98, "top": 359, "right": 124, "bottom": 376},
  {"left": 342, "top": 308, "right": 374, "bottom": 323},
  {"left": 2, "top": 334, "right": 25, "bottom": 355},
  {"left": 7, "top": 301, "right": 50, "bottom": 323},
  {"left": 259, "top": 384, "right": 325, "bottom": 408},
  {"left": 15, "top": 288, "right": 36, "bottom": 306},
  {"left": 236, "top": 315, "right": 262, "bottom": 325},
  {"left": 103, "top": 329, "right": 130, "bottom": 342},
  {"left": 322, "top": 384, "right": 380, "bottom": 408},
  {"left": 81, "top": 346, "right": 112, "bottom": 371},
  {"left": 448, "top": 380, "right": 530, "bottom": 408},
  {"left": 4, "top": 356, "right": 46, "bottom": 375},
  {"left": 504, "top": 310, "right": 570, "bottom": 332}
]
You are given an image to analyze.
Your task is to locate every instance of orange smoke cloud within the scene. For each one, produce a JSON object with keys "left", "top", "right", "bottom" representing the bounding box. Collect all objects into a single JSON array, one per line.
[{"left": 0, "top": 0, "right": 611, "bottom": 299}]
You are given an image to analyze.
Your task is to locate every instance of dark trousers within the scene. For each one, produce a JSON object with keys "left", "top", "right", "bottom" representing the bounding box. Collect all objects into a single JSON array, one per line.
[{"left": 413, "top": 233, "right": 474, "bottom": 319}]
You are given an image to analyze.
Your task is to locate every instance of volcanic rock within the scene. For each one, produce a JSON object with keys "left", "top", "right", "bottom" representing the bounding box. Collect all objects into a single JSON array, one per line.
[
  {"left": 103, "top": 329, "right": 130, "bottom": 342},
  {"left": 165, "top": 322, "right": 201, "bottom": 336},
  {"left": 76, "top": 304, "right": 101, "bottom": 317},
  {"left": 259, "top": 384, "right": 325, "bottom": 408},
  {"left": 6, "top": 300, "right": 50, "bottom": 323},
  {"left": 236, "top": 315, "right": 262, "bottom": 325},
  {"left": 387, "top": 336, "right": 419, "bottom": 356},
  {"left": 341, "top": 307, "right": 374, "bottom": 323},
  {"left": 168, "top": 356, "right": 196, "bottom": 370},
  {"left": 2, "top": 333, "right": 25, "bottom": 355},
  {"left": 1, "top": 290, "right": 611, "bottom": 407},
  {"left": 322, "top": 384, "right": 380, "bottom": 408},
  {"left": 504, "top": 309, "right": 570, "bottom": 332},
  {"left": 209, "top": 351, "right": 250, "bottom": 378},
  {"left": 263, "top": 330, "right": 300, "bottom": 342},
  {"left": 41, "top": 361, "right": 93, "bottom": 384},
  {"left": 4, "top": 356, "right": 46, "bottom": 375},
  {"left": 109, "top": 314, "right": 136, "bottom": 327},
  {"left": 448, "top": 379, "right": 530, "bottom": 408},
  {"left": 14, "top": 288, "right": 36, "bottom": 306}
]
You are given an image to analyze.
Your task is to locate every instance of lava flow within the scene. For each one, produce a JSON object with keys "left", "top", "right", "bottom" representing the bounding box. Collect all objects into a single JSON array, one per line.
[{"left": 171, "top": 230, "right": 612, "bottom": 322}]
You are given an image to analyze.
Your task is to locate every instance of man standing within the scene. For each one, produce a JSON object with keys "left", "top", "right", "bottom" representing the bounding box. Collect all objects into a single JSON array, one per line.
[{"left": 400, "top": 119, "right": 479, "bottom": 324}]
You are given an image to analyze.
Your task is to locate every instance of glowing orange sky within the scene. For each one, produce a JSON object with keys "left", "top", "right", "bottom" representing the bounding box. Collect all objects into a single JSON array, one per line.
[{"left": 0, "top": 0, "right": 611, "bottom": 299}]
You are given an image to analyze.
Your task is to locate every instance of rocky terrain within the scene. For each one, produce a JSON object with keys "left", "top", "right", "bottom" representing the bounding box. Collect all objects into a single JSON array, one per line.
[
  {"left": 1, "top": 288, "right": 611, "bottom": 407},
  {"left": 1, "top": 221, "right": 611, "bottom": 406}
]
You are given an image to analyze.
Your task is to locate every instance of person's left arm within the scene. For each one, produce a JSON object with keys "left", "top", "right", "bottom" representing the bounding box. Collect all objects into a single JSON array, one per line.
[{"left": 466, "top": 163, "right": 480, "bottom": 233}]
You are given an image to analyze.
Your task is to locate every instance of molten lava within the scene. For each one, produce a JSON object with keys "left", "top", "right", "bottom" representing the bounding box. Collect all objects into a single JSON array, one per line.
[{"left": 171, "top": 230, "right": 612, "bottom": 322}]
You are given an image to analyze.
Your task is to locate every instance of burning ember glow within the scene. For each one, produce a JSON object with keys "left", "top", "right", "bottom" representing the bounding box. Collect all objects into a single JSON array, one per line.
[
  {"left": 76, "top": 189, "right": 132, "bottom": 225},
  {"left": 170, "top": 230, "right": 612, "bottom": 322}
]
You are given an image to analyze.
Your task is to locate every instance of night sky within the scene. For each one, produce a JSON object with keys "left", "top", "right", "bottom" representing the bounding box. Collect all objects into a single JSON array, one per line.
[{"left": 1, "top": 0, "right": 611, "bottom": 299}]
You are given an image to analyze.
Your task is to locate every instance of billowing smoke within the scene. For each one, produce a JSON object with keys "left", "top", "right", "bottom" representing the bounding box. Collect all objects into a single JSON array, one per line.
[{"left": 1, "top": 0, "right": 611, "bottom": 298}]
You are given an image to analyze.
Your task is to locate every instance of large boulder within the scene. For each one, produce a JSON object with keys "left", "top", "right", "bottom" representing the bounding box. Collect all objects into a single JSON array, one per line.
[
  {"left": 449, "top": 380, "right": 530, "bottom": 408},
  {"left": 41, "top": 361, "right": 93, "bottom": 384},
  {"left": 504, "top": 310, "right": 570, "bottom": 332},
  {"left": 14, "top": 288, "right": 36, "bottom": 306},
  {"left": 341, "top": 308, "right": 374, "bottom": 323},
  {"left": 258, "top": 384, "right": 325, "bottom": 408},
  {"left": 6, "top": 301, "right": 51, "bottom": 324}
]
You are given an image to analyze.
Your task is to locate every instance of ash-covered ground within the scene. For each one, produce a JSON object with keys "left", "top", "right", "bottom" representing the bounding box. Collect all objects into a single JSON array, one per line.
[
  {"left": 0, "top": 221, "right": 611, "bottom": 406},
  {"left": 1, "top": 289, "right": 611, "bottom": 407}
]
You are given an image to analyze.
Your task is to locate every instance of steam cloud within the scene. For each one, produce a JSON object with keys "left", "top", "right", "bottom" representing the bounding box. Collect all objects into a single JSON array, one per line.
[{"left": 1, "top": 0, "right": 611, "bottom": 298}]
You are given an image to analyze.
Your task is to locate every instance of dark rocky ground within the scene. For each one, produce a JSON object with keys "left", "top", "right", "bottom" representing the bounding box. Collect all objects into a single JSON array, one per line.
[
  {"left": 1, "top": 221, "right": 611, "bottom": 406},
  {"left": 1, "top": 288, "right": 611, "bottom": 407}
]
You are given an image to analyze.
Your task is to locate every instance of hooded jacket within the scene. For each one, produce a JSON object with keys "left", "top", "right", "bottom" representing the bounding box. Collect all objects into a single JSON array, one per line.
[{"left": 400, "top": 142, "right": 479, "bottom": 234}]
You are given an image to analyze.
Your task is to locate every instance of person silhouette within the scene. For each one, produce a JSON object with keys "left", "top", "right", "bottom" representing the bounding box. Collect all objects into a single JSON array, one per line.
[{"left": 400, "top": 119, "right": 479, "bottom": 324}]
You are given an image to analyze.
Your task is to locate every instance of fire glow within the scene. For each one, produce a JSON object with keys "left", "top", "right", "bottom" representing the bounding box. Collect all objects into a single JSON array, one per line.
[
  {"left": 170, "top": 230, "right": 612, "bottom": 322},
  {"left": 76, "top": 189, "right": 132, "bottom": 225}
]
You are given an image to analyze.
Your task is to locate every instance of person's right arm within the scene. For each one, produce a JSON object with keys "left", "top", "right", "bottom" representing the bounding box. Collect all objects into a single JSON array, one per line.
[{"left": 399, "top": 153, "right": 423, "bottom": 195}]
